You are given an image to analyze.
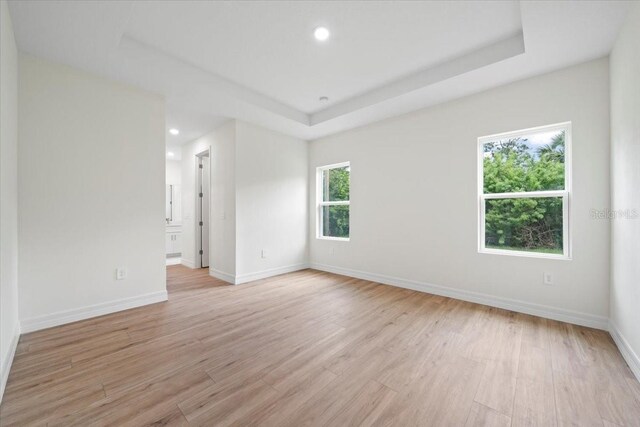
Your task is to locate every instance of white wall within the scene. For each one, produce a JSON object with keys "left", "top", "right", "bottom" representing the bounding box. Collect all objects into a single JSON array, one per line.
[
  {"left": 166, "top": 159, "right": 181, "bottom": 186},
  {"left": 310, "top": 58, "right": 611, "bottom": 327},
  {"left": 235, "top": 121, "right": 308, "bottom": 282},
  {"left": 609, "top": 3, "right": 640, "bottom": 378},
  {"left": 180, "top": 120, "right": 308, "bottom": 283},
  {"left": 18, "top": 55, "right": 167, "bottom": 331},
  {"left": 0, "top": 0, "right": 20, "bottom": 401},
  {"left": 181, "top": 121, "right": 236, "bottom": 274}
]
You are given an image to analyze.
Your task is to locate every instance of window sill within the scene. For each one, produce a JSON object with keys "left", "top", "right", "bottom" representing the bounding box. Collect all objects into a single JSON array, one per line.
[
  {"left": 317, "top": 236, "right": 350, "bottom": 242},
  {"left": 479, "top": 248, "right": 571, "bottom": 261}
]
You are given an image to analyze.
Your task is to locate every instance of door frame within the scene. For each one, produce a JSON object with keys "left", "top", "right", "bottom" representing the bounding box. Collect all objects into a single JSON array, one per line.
[{"left": 194, "top": 149, "right": 211, "bottom": 269}]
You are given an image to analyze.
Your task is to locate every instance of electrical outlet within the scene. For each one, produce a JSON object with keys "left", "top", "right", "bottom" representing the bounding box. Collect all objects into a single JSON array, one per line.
[
  {"left": 116, "top": 268, "right": 127, "bottom": 280},
  {"left": 261, "top": 249, "right": 267, "bottom": 259},
  {"left": 543, "top": 272, "right": 554, "bottom": 286}
]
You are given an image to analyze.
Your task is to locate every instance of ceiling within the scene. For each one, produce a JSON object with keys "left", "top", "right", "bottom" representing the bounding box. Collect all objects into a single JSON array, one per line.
[
  {"left": 126, "top": 1, "right": 523, "bottom": 114},
  {"left": 163, "top": 108, "right": 228, "bottom": 153},
  {"left": 164, "top": 109, "right": 228, "bottom": 159},
  {"left": 7, "top": 1, "right": 633, "bottom": 142}
]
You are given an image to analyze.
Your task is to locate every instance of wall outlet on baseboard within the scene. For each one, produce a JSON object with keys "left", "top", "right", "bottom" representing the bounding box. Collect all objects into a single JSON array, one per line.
[
  {"left": 116, "top": 268, "right": 127, "bottom": 280},
  {"left": 543, "top": 272, "right": 554, "bottom": 286}
]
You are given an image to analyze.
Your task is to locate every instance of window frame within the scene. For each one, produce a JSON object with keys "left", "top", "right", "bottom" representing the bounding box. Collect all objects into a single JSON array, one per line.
[
  {"left": 316, "top": 161, "right": 351, "bottom": 241},
  {"left": 477, "top": 122, "right": 572, "bottom": 260}
]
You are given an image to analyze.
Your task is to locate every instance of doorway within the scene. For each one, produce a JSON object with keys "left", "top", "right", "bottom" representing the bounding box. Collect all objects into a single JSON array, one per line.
[{"left": 196, "top": 151, "right": 210, "bottom": 268}]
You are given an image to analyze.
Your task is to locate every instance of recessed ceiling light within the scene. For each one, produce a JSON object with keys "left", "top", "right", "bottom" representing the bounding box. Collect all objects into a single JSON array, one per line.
[
  {"left": 167, "top": 152, "right": 174, "bottom": 157},
  {"left": 169, "top": 128, "right": 180, "bottom": 135},
  {"left": 314, "top": 27, "right": 330, "bottom": 41},
  {"left": 319, "top": 96, "right": 329, "bottom": 102}
]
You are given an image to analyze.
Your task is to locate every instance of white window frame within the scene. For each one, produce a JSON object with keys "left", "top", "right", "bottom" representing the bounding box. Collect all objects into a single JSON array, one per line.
[
  {"left": 316, "top": 162, "right": 350, "bottom": 241},
  {"left": 478, "top": 122, "right": 572, "bottom": 260}
]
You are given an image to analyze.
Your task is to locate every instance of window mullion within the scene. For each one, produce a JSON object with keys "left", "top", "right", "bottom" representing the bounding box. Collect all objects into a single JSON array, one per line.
[
  {"left": 482, "top": 190, "right": 567, "bottom": 200},
  {"left": 319, "top": 201, "right": 350, "bottom": 206}
]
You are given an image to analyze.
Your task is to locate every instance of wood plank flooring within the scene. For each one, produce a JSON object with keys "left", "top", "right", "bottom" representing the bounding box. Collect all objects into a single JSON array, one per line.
[{"left": 2, "top": 266, "right": 640, "bottom": 426}]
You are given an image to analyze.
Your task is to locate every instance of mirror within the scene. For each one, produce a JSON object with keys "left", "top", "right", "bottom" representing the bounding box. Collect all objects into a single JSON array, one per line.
[{"left": 165, "top": 184, "right": 182, "bottom": 224}]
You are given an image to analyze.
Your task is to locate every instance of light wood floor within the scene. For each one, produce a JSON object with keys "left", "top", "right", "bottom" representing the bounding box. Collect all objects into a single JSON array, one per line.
[{"left": 2, "top": 266, "right": 640, "bottom": 426}]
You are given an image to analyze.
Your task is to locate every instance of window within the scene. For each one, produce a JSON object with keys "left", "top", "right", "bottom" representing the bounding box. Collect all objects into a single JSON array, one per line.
[
  {"left": 317, "top": 162, "right": 350, "bottom": 240},
  {"left": 478, "top": 123, "right": 571, "bottom": 259}
]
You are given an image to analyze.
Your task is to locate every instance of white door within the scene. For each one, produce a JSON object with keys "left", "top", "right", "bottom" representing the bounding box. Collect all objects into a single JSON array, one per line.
[{"left": 198, "top": 154, "right": 210, "bottom": 268}]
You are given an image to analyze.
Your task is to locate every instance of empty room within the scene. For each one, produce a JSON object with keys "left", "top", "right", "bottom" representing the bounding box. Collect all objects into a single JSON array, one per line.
[{"left": 1, "top": 0, "right": 640, "bottom": 425}]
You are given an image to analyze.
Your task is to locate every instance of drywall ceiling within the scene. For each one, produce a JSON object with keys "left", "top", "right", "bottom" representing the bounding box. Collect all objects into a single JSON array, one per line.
[
  {"left": 8, "top": 0, "right": 632, "bottom": 141},
  {"left": 125, "top": 1, "right": 523, "bottom": 114},
  {"left": 165, "top": 107, "right": 228, "bottom": 149}
]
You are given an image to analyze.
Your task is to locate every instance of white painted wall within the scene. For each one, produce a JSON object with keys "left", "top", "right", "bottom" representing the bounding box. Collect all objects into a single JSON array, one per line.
[
  {"left": 181, "top": 121, "right": 236, "bottom": 274},
  {"left": 18, "top": 54, "right": 167, "bottom": 330},
  {"left": 310, "top": 58, "right": 611, "bottom": 326},
  {"left": 609, "top": 3, "right": 640, "bottom": 377},
  {"left": 180, "top": 120, "right": 308, "bottom": 283},
  {"left": 166, "top": 159, "right": 181, "bottom": 186},
  {"left": 235, "top": 121, "right": 308, "bottom": 282},
  {"left": 0, "top": 0, "right": 20, "bottom": 401}
]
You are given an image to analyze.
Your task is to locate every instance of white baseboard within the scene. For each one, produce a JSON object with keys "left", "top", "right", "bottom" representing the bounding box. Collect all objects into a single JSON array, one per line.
[
  {"left": 0, "top": 321, "right": 20, "bottom": 404},
  {"left": 235, "top": 263, "right": 309, "bottom": 285},
  {"left": 209, "top": 263, "right": 310, "bottom": 285},
  {"left": 310, "top": 263, "right": 608, "bottom": 330},
  {"left": 20, "top": 291, "right": 168, "bottom": 334},
  {"left": 609, "top": 321, "right": 640, "bottom": 382},
  {"left": 209, "top": 268, "right": 236, "bottom": 284},
  {"left": 181, "top": 258, "right": 196, "bottom": 269}
]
